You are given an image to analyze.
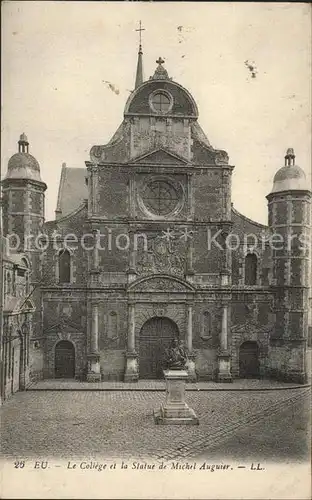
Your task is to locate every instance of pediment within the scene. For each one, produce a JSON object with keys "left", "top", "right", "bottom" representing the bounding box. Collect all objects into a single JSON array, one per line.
[
  {"left": 22, "top": 298, "right": 36, "bottom": 312},
  {"left": 231, "top": 321, "right": 273, "bottom": 335},
  {"left": 44, "top": 319, "right": 82, "bottom": 334},
  {"left": 128, "top": 274, "right": 195, "bottom": 293},
  {"left": 4, "top": 296, "right": 35, "bottom": 313},
  {"left": 129, "top": 148, "right": 188, "bottom": 166}
]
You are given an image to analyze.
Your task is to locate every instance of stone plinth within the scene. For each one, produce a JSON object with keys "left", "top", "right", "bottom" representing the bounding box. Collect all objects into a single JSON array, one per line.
[
  {"left": 217, "top": 351, "right": 232, "bottom": 383},
  {"left": 186, "top": 353, "right": 197, "bottom": 382},
  {"left": 87, "top": 353, "right": 101, "bottom": 382},
  {"left": 154, "top": 369, "right": 199, "bottom": 425},
  {"left": 124, "top": 352, "right": 139, "bottom": 382}
]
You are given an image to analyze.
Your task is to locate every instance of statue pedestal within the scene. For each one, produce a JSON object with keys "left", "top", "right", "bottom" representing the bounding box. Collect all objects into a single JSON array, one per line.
[
  {"left": 154, "top": 370, "right": 199, "bottom": 425},
  {"left": 86, "top": 353, "right": 101, "bottom": 382}
]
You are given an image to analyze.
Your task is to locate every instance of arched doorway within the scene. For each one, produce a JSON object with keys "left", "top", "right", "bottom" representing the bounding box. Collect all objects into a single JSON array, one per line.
[
  {"left": 139, "top": 317, "right": 179, "bottom": 379},
  {"left": 55, "top": 340, "right": 75, "bottom": 378},
  {"left": 239, "top": 341, "right": 260, "bottom": 378}
]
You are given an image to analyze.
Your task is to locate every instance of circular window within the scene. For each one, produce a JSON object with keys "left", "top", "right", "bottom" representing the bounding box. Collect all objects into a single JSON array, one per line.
[
  {"left": 142, "top": 180, "right": 180, "bottom": 216},
  {"left": 149, "top": 91, "right": 172, "bottom": 114}
]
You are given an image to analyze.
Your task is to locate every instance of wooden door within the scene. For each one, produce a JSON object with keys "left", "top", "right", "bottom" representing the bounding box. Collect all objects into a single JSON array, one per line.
[
  {"left": 55, "top": 340, "right": 75, "bottom": 379},
  {"left": 239, "top": 341, "right": 260, "bottom": 378},
  {"left": 139, "top": 317, "right": 179, "bottom": 379}
]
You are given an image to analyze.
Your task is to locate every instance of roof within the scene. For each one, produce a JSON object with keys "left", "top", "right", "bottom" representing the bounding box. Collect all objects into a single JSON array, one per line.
[
  {"left": 270, "top": 165, "right": 309, "bottom": 193},
  {"left": 6, "top": 152, "right": 42, "bottom": 182},
  {"left": 55, "top": 164, "right": 88, "bottom": 218}
]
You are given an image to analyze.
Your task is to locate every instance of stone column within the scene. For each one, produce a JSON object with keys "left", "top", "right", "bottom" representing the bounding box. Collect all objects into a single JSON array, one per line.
[
  {"left": 92, "top": 230, "right": 100, "bottom": 270},
  {"left": 91, "top": 229, "right": 100, "bottom": 285},
  {"left": 220, "top": 228, "right": 231, "bottom": 286},
  {"left": 186, "top": 239, "right": 195, "bottom": 281},
  {"left": 124, "top": 303, "right": 138, "bottom": 382},
  {"left": 126, "top": 229, "right": 137, "bottom": 283},
  {"left": 217, "top": 303, "right": 232, "bottom": 382},
  {"left": 221, "top": 304, "right": 228, "bottom": 350},
  {"left": 87, "top": 302, "right": 101, "bottom": 382},
  {"left": 186, "top": 303, "right": 196, "bottom": 382}
]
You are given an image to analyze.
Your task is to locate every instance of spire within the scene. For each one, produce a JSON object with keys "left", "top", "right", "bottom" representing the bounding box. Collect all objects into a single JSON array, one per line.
[{"left": 135, "top": 21, "right": 145, "bottom": 88}]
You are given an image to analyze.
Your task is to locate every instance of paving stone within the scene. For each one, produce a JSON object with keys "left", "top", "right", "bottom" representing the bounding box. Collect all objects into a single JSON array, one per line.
[{"left": 0, "top": 389, "right": 309, "bottom": 462}]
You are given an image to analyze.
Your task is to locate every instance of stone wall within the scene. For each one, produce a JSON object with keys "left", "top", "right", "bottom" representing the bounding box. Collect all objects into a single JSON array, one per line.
[{"left": 267, "top": 344, "right": 306, "bottom": 383}]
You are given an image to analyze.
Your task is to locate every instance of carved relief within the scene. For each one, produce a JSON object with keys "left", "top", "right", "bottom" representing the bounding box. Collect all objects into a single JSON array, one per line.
[
  {"left": 137, "top": 234, "right": 186, "bottom": 276},
  {"left": 153, "top": 303, "right": 168, "bottom": 317},
  {"left": 131, "top": 128, "right": 190, "bottom": 161},
  {"left": 134, "top": 277, "right": 186, "bottom": 292},
  {"left": 215, "top": 150, "right": 229, "bottom": 165},
  {"left": 90, "top": 146, "right": 104, "bottom": 164}
]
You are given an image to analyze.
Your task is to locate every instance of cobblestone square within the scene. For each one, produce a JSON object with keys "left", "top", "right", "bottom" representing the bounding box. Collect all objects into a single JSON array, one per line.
[{"left": 1, "top": 388, "right": 310, "bottom": 463}]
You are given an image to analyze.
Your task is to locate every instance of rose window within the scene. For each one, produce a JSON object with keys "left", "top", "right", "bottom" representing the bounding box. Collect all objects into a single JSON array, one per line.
[
  {"left": 150, "top": 92, "right": 171, "bottom": 113},
  {"left": 142, "top": 180, "right": 179, "bottom": 216}
]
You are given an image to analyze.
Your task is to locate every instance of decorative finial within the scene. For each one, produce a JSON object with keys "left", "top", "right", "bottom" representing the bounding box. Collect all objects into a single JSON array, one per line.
[
  {"left": 285, "top": 148, "right": 295, "bottom": 166},
  {"left": 156, "top": 57, "right": 165, "bottom": 66},
  {"left": 18, "top": 132, "right": 29, "bottom": 153},
  {"left": 151, "top": 57, "right": 169, "bottom": 81},
  {"left": 135, "top": 20, "right": 145, "bottom": 53},
  {"left": 19, "top": 132, "right": 28, "bottom": 142}
]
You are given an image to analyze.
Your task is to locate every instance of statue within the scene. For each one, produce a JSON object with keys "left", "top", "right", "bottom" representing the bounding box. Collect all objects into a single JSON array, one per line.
[{"left": 164, "top": 338, "right": 187, "bottom": 370}]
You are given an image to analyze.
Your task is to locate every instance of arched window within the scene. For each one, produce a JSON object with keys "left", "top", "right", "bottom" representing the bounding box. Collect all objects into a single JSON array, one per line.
[
  {"left": 245, "top": 253, "right": 257, "bottom": 285},
  {"left": 58, "top": 249, "right": 71, "bottom": 284}
]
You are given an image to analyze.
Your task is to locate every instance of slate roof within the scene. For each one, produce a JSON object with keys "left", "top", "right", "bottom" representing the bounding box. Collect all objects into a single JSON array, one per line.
[{"left": 55, "top": 164, "right": 88, "bottom": 218}]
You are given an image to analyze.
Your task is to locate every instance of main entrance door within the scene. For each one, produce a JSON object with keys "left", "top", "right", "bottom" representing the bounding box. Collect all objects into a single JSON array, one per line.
[
  {"left": 239, "top": 341, "right": 260, "bottom": 378},
  {"left": 55, "top": 340, "right": 75, "bottom": 378},
  {"left": 139, "top": 317, "right": 179, "bottom": 379}
]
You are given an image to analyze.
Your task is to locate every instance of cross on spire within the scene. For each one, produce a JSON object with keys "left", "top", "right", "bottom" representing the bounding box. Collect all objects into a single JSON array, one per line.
[
  {"left": 134, "top": 21, "right": 145, "bottom": 88},
  {"left": 156, "top": 57, "right": 165, "bottom": 66},
  {"left": 135, "top": 20, "right": 145, "bottom": 50}
]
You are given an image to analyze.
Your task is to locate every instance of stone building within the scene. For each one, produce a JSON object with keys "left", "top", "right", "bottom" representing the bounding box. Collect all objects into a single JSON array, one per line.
[
  {"left": 0, "top": 235, "right": 35, "bottom": 400},
  {"left": 1, "top": 46, "right": 311, "bottom": 386}
]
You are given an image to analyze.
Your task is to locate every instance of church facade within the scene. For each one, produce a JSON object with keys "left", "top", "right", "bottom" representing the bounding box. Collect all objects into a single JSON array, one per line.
[{"left": 2, "top": 49, "right": 311, "bottom": 388}]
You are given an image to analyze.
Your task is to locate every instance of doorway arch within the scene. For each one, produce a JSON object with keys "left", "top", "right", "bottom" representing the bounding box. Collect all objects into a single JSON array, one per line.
[
  {"left": 239, "top": 341, "right": 260, "bottom": 378},
  {"left": 55, "top": 340, "right": 75, "bottom": 378},
  {"left": 139, "top": 317, "right": 179, "bottom": 379}
]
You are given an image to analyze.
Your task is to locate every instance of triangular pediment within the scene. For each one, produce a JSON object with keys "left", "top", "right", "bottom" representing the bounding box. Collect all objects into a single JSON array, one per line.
[
  {"left": 44, "top": 319, "right": 82, "bottom": 334},
  {"left": 22, "top": 298, "right": 36, "bottom": 312},
  {"left": 128, "top": 274, "right": 195, "bottom": 293},
  {"left": 4, "top": 296, "right": 35, "bottom": 314},
  {"left": 129, "top": 148, "right": 188, "bottom": 166}
]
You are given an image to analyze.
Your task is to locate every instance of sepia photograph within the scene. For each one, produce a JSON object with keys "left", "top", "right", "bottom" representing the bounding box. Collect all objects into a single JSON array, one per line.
[{"left": 0, "top": 2, "right": 311, "bottom": 499}]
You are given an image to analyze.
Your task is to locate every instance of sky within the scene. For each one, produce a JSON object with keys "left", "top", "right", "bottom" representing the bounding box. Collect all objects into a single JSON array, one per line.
[{"left": 1, "top": 1, "right": 311, "bottom": 223}]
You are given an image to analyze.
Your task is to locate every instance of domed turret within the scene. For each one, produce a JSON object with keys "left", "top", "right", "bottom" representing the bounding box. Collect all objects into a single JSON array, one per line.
[
  {"left": 270, "top": 148, "right": 309, "bottom": 194},
  {"left": 267, "top": 148, "right": 311, "bottom": 383},
  {"left": 6, "top": 134, "right": 42, "bottom": 182}
]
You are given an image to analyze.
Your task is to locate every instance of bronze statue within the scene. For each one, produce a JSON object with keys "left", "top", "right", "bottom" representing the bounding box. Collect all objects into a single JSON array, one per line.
[{"left": 164, "top": 338, "right": 187, "bottom": 369}]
